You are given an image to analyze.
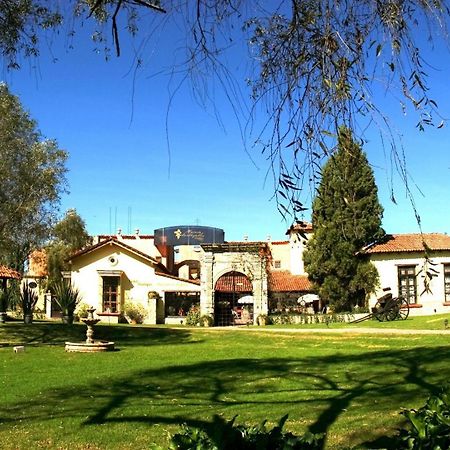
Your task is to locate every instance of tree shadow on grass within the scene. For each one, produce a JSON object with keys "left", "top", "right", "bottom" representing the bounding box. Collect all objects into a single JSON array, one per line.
[
  {"left": 1, "top": 345, "right": 449, "bottom": 448},
  {"left": 0, "top": 322, "right": 195, "bottom": 347}
]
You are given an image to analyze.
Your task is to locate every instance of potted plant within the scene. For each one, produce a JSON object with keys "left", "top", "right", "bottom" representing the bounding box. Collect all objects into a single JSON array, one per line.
[
  {"left": 124, "top": 302, "right": 147, "bottom": 324},
  {"left": 20, "top": 284, "right": 38, "bottom": 324},
  {"left": 53, "top": 280, "right": 82, "bottom": 324},
  {"left": 257, "top": 314, "right": 269, "bottom": 326},
  {"left": 200, "top": 315, "right": 214, "bottom": 327}
]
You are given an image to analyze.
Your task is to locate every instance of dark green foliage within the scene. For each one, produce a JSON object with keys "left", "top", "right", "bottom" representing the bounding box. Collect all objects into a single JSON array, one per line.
[
  {"left": 20, "top": 284, "right": 38, "bottom": 315},
  {"left": 45, "top": 209, "right": 91, "bottom": 285},
  {"left": 53, "top": 280, "right": 82, "bottom": 317},
  {"left": 0, "top": 83, "right": 67, "bottom": 270},
  {"left": 0, "top": 288, "right": 10, "bottom": 312},
  {"left": 397, "top": 387, "right": 450, "bottom": 449},
  {"left": 164, "top": 414, "right": 323, "bottom": 450},
  {"left": 185, "top": 304, "right": 201, "bottom": 326},
  {"left": 304, "top": 127, "right": 384, "bottom": 312}
]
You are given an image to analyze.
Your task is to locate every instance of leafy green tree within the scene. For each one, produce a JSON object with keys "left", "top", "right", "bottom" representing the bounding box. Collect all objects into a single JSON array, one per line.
[
  {"left": 0, "top": 83, "right": 67, "bottom": 271},
  {"left": 46, "top": 209, "right": 91, "bottom": 286},
  {"left": 303, "top": 128, "right": 384, "bottom": 312},
  {"left": 1, "top": 1, "right": 448, "bottom": 215}
]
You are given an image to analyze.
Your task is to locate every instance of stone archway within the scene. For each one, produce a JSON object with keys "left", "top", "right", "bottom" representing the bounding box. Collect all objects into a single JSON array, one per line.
[
  {"left": 214, "top": 271, "right": 253, "bottom": 326},
  {"left": 200, "top": 242, "right": 269, "bottom": 325}
]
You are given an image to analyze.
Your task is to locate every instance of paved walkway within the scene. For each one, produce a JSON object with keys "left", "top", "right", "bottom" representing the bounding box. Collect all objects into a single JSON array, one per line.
[{"left": 214, "top": 326, "right": 450, "bottom": 335}]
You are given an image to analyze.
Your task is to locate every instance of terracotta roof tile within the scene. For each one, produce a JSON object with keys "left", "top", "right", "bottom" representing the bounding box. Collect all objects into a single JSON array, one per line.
[
  {"left": 268, "top": 270, "right": 311, "bottom": 292},
  {"left": 367, "top": 233, "right": 450, "bottom": 253},
  {"left": 69, "top": 237, "right": 161, "bottom": 266},
  {"left": 28, "top": 250, "right": 48, "bottom": 277},
  {"left": 0, "top": 265, "right": 21, "bottom": 279}
]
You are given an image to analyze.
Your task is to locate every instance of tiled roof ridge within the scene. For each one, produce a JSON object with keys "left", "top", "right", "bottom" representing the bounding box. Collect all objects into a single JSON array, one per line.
[
  {"left": 267, "top": 269, "right": 312, "bottom": 292},
  {"left": 367, "top": 232, "right": 450, "bottom": 254},
  {"left": 155, "top": 271, "right": 200, "bottom": 285},
  {"left": 97, "top": 234, "right": 154, "bottom": 239},
  {"left": 0, "top": 265, "right": 21, "bottom": 279},
  {"left": 69, "top": 237, "right": 159, "bottom": 264}
]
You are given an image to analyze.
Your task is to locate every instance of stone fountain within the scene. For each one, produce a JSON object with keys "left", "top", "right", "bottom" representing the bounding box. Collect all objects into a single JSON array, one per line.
[{"left": 65, "top": 307, "right": 115, "bottom": 352}]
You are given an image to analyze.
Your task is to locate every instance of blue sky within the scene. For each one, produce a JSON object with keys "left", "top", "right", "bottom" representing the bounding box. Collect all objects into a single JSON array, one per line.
[{"left": 3, "top": 11, "right": 450, "bottom": 241}]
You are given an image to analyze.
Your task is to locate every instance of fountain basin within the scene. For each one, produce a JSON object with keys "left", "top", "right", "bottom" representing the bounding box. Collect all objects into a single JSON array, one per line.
[{"left": 65, "top": 340, "right": 115, "bottom": 352}]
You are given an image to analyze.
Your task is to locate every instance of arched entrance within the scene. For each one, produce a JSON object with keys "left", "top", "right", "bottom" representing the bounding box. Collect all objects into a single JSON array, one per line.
[{"left": 214, "top": 271, "right": 253, "bottom": 326}]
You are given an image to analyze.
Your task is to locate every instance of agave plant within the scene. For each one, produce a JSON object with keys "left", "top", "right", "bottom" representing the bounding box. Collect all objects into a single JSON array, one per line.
[
  {"left": 53, "top": 280, "right": 82, "bottom": 324},
  {"left": 20, "top": 284, "right": 39, "bottom": 323}
]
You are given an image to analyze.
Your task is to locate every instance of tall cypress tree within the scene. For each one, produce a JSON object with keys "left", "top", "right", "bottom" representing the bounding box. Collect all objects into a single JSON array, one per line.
[{"left": 303, "top": 127, "right": 384, "bottom": 312}]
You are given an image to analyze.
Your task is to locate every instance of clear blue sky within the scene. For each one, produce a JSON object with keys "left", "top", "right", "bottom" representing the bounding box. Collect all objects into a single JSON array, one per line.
[{"left": 3, "top": 12, "right": 450, "bottom": 241}]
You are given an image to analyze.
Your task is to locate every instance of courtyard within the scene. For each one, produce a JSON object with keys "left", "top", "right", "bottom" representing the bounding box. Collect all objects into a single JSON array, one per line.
[{"left": 1, "top": 318, "right": 450, "bottom": 449}]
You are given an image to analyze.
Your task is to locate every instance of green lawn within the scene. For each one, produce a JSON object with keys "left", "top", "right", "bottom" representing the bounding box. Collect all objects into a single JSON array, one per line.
[{"left": 1, "top": 321, "right": 449, "bottom": 449}]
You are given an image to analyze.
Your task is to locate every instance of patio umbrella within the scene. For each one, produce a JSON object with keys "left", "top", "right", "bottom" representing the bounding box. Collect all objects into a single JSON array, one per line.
[{"left": 238, "top": 295, "right": 254, "bottom": 304}]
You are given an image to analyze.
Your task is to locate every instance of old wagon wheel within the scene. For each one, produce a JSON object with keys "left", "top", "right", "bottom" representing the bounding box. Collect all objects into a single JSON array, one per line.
[
  {"left": 397, "top": 296, "right": 410, "bottom": 320},
  {"left": 374, "top": 300, "right": 389, "bottom": 322}
]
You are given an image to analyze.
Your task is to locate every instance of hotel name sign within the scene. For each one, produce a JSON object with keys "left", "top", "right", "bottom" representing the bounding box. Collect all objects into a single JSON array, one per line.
[{"left": 154, "top": 225, "right": 225, "bottom": 247}]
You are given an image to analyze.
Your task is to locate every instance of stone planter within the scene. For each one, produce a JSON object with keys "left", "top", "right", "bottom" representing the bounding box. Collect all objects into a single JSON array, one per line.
[
  {"left": 257, "top": 315, "right": 269, "bottom": 326},
  {"left": 24, "top": 314, "right": 33, "bottom": 324},
  {"left": 201, "top": 315, "right": 213, "bottom": 327},
  {"left": 62, "top": 314, "right": 74, "bottom": 325}
]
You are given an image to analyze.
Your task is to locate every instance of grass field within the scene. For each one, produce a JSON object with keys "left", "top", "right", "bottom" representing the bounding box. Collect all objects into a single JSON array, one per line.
[{"left": 1, "top": 320, "right": 450, "bottom": 449}]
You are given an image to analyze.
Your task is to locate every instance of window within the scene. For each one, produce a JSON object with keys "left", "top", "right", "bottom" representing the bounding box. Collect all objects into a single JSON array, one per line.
[
  {"left": 444, "top": 264, "right": 450, "bottom": 303},
  {"left": 274, "top": 260, "right": 281, "bottom": 269},
  {"left": 398, "top": 265, "right": 417, "bottom": 304},
  {"left": 102, "top": 276, "right": 120, "bottom": 313},
  {"left": 165, "top": 292, "right": 200, "bottom": 316}
]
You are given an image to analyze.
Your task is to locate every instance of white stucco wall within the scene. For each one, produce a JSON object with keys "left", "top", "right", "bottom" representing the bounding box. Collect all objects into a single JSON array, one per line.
[
  {"left": 269, "top": 242, "right": 291, "bottom": 271},
  {"left": 70, "top": 243, "right": 200, "bottom": 324},
  {"left": 369, "top": 251, "right": 450, "bottom": 316},
  {"left": 288, "top": 231, "right": 311, "bottom": 275}
]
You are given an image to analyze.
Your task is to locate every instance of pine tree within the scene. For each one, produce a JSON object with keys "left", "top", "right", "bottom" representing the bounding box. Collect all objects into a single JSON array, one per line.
[{"left": 303, "top": 127, "right": 384, "bottom": 312}]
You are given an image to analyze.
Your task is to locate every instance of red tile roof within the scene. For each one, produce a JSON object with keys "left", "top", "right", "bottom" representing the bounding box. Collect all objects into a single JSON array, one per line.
[
  {"left": 268, "top": 270, "right": 311, "bottom": 292},
  {"left": 214, "top": 270, "right": 312, "bottom": 293},
  {"left": 270, "top": 241, "right": 289, "bottom": 245},
  {"left": 367, "top": 233, "right": 450, "bottom": 254},
  {"left": 0, "top": 265, "right": 21, "bottom": 279},
  {"left": 98, "top": 235, "right": 154, "bottom": 240},
  {"left": 69, "top": 237, "right": 167, "bottom": 271}
]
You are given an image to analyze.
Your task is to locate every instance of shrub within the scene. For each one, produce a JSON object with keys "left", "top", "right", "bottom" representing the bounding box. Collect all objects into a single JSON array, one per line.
[
  {"left": 200, "top": 315, "right": 214, "bottom": 327},
  {"left": 20, "top": 284, "right": 38, "bottom": 316},
  {"left": 75, "top": 302, "right": 91, "bottom": 319},
  {"left": 160, "top": 414, "right": 323, "bottom": 449},
  {"left": 124, "top": 302, "right": 147, "bottom": 324},
  {"left": 396, "top": 386, "right": 450, "bottom": 449},
  {"left": 53, "top": 280, "right": 82, "bottom": 318},
  {"left": 185, "top": 305, "right": 201, "bottom": 326}
]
